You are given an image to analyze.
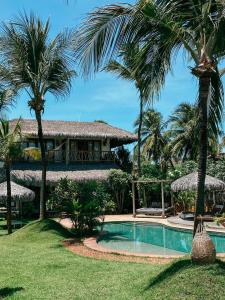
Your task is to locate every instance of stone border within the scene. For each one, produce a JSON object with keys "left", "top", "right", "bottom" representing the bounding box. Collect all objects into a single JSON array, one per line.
[
  {"left": 64, "top": 238, "right": 173, "bottom": 264},
  {"left": 83, "top": 236, "right": 185, "bottom": 258}
]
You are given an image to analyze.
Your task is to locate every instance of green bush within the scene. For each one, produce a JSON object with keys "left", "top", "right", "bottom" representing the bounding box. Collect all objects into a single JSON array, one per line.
[
  {"left": 22, "top": 202, "right": 36, "bottom": 218},
  {"left": 174, "top": 191, "right": 196, "bottom": 212},
  {"left": 141, "top": 161, "right": 165, "bottom": 179},
  {"left": 167, "top": 160, "right": 198, "bottom": 180},
  {"left": 107, "top": 169, "right": 132, "bottom": 213},
  {"left": 47, "top": 178, "right": 114, "bottom": 234},
  {"left": 207, "top": 158, "right": 225, "bottom": 181}
]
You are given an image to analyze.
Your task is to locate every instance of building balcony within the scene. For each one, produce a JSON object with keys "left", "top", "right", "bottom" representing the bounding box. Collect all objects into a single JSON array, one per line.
[{"left": 48, "top": 150, "right": 115, "bottom": 163}]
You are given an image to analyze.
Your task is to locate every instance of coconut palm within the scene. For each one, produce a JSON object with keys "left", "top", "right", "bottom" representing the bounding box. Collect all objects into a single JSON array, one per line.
[
  {"left": 76, "top": 0, "right": 225, "bottom": 235},
  {"left": 106, "top": 45, "right": 148, "bottom": 177},
  {"left": 0, "top": 13, "right": 76, "bottom": 219},
  {"left": 134, "top": 108, "right": 173, "bottom": 171},
  {"left": 0, "top": 119, "right": 22, "bottom": 234},
  {"left": 0, "top": 88, "right": 17, "bottom": 119},
  {"left": 168, "top": 103, "right": 222, "bottom": 162}
]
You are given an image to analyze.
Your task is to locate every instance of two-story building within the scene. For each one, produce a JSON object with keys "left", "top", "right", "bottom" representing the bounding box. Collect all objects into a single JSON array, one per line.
[{"left": 10, "top": 119, "right": 137, "bottom": 186}]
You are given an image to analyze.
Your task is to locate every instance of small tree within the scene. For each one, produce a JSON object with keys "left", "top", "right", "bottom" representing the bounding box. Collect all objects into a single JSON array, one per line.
[
  {"left": 108, "top": 169, "right": 132, "bottom": 213},
  {"left": 0, "top": 119, "right": 22, "bottom": 234}
]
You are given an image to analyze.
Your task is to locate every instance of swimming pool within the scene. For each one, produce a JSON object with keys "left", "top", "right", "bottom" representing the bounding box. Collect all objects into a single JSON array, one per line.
[{"left": 97, "top": 222, "right": 225, "bottom": 256}]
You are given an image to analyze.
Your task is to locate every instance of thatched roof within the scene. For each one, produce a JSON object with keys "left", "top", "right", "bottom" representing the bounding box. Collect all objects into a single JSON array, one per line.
[
  {"left": 171, "top": 172, "right": 225, "bottom": 192},
  {"left": 0, "top": 181, "right": 35, "bottom": 201},
  {"left": 10, "top": 119, "right": 137, "bottom": 145},
  {"left": 12, "top": 163, "right": 118, "bottom": 187}
]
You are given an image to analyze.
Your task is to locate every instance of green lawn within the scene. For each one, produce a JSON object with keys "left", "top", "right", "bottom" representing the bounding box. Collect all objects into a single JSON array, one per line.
[{"left": 0, "top": 220, "right": 224, "bottom": 300}]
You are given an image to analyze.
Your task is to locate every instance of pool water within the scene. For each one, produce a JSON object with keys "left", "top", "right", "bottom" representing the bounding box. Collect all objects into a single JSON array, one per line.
[{"left": 97, "top": 222, "right": 225, "bottom": 256}]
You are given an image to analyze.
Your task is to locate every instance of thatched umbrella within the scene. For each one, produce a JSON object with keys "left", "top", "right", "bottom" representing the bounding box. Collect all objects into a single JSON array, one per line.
[
  {"left": 0, "top": 181, "right": 35, "bottom": 202},
  {"left": 171, "top": 172, "right": 225, "bottom": 192}
]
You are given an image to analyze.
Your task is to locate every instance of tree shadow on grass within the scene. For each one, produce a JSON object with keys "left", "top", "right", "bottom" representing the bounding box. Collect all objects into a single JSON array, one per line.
[
  {"left": 0, "top": 287, "right": 24, "bottom": 298},
  {"left": 145, "top": 258, "right": 225, "bottom": 291},
  {"left": 145, "top": 259, "right": 191, "bottom": 290}
]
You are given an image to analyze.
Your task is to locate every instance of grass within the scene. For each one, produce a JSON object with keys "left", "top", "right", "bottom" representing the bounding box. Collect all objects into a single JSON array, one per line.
[{"left": 0, "top": 220, "right": 225, "bottom": 299}]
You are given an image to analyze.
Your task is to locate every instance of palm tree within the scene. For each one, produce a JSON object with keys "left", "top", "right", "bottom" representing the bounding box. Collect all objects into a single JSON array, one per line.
[
  {"left": 168, "top": 103, "right": 222, "bottom": 162},
  {"left": 105, "top": 45, "right": 148, "bottom": 177},
  {"left": 134, "top": 108, "right": 173, "bottom": 171},
  {"left": 0, "top": 13, "right": 76, "bottom": 219},
  {"left": 76, "top": 0, "right": 224, "bottom": 235},
  {"left": 0, "top": 89, "right": 16, "bottom": 119},
  {"left": 0, "top": 119, "right": 22, "bottom": 234}
]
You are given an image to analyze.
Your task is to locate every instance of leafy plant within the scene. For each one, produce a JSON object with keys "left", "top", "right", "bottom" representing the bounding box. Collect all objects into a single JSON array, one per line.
[
  {"left": 215, "top": 213, "right": 225, "bottom": 227},
  {"left": 175, "top": 191, "right": 196, "bottom": 212},
  {"left": 47, "top": 178, "right": 113, "bottom": 234},
  {"left": 108, "top": 169, "right": 132, "bottom": 213}
]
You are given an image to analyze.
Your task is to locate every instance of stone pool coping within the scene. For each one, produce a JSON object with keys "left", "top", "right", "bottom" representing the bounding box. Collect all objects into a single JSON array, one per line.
[
  {"left": 64, "top": 238, "right": 173, "bottom": 264},
  {"left": 84, "top": 236, "right": 185, "bottom": 259}
]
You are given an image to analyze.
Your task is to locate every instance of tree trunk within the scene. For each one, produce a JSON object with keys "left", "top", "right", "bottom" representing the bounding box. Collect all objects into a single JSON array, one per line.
[
  {"left": 193, "top": 74, "right": 210, "bottom": 236},
  {"left": 5, "top": 163, "right": 12, "bottom": 234},
  {"left": 137, "top": 98, "right": 143, "bottom": 178},
  {"left": 35, "top": 110, "right": 47, "bottom": 220}
]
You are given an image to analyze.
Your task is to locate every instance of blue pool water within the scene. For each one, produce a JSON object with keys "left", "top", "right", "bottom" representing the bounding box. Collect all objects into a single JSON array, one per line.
[{"left": 97, "top": 222, "right": 225, "bottom": 256}]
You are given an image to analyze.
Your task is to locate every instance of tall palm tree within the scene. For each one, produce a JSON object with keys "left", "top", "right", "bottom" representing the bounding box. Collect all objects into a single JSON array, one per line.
[
  {"left": 0, "top": 119, "right": 22, "bottom": 234},
  {"left": 0, "top": 88, "right": 16, "bottom": 119},
  {"left": 106, "top": 45, "right": 148, "bottom": 177},
  {"left": 168, "top": 102, "right": 222, "bottom": 162},
  {"left": 0, "top": 13, "right": 76, "bottom": 219},
  {"left": 76, "top": 0, "right": 225, "bottom": 235},
  {"left": 134, "top": 108, "right": 173, "bottom": 170}
]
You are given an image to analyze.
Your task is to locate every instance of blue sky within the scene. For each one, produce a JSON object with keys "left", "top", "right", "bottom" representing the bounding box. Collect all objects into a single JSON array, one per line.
[{"left": 3, "top": 0, "right": 198, "bottom": 135}]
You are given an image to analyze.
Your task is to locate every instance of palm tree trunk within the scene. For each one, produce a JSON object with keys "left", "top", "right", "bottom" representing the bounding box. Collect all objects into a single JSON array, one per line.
[
  {"left": 137, "top": 98, "right": 143, "bottom": 178},
  {"left": 193, "top": 74, "right": 211, "bottom": 236},
  {"left": 5, "top": 162, "right": 12, "bottom": 234},
  {"left": 35, "top": 110, "right": 47, "bottom": 220}
]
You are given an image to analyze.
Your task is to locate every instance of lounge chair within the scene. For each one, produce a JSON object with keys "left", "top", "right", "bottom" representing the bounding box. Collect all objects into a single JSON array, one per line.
[{"left": 136, "top": 202, "right": 174, "bottom": 217}]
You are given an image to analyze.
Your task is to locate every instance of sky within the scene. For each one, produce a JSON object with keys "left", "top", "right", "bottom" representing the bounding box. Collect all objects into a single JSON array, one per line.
[{"left": 2, "top": 0, "right": 199, "bottom": 136}]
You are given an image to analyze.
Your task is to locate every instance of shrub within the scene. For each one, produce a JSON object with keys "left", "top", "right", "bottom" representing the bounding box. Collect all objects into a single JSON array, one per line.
[
  {"left": 22, "top": 202, "right": 36, "bottom": 218},
  {"left": 47, "top": 177, "right": 78, "bottom": 213},
  {"left": 168, "top": 160, "right": 198, "bottom": 180},
  {"left": 207, "top": 158, "right": 225, "bottom": 181},
  {"left": 174, "top": 191, "right": 196, "bottom": 212},
  {"left": 107, "top": 169, "right": 132, "bottom": 213},
  {"left": 141, "top": 161, "right": 165, "bottom": 179},
  {"left": 47, "top": 178, "right": 113, "bottom": 234}
]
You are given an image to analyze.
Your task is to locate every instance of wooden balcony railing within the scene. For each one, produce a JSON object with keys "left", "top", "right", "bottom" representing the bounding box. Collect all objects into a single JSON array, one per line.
[
  {"left": 70, "top": 151, "right": 115, "bottom": 162},
  {"left": 47, "top": 150, "right": 115, "bottom": 163}
]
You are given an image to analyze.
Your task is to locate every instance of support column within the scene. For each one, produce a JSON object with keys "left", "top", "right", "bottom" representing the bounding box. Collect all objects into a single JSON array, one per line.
[
  {"left": 66, "top": 138, "right": 70, "bottom": 165},
  {"left": 171, "top": 191, "right": 175, "bottom": 215},
  {"left": 132, "top": 181, "right": 136, "bottom": 217},
  {"left": 161, "top": 182, "right": 165, "bottom": 218}
]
